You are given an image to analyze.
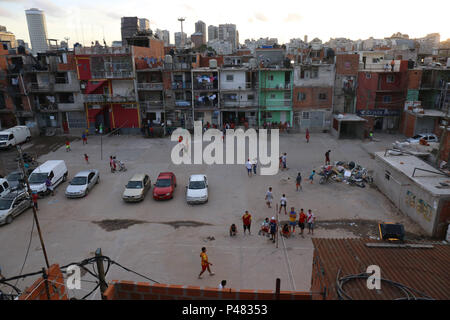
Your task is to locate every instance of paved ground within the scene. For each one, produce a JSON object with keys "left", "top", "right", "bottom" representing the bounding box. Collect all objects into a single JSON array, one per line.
[{"left": 0, "top": 131, "right": 426, "bottom": 299}]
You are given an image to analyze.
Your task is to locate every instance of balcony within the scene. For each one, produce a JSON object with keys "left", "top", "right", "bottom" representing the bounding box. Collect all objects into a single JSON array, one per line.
[
  {"left": 342, "top": 86, "right": 355, "bottom": 95},
  {"left": 58, "top": 102, "right": 84, "bottom": 112},
  {"left": 83, "top": 94, "right": 136, "bottom": 103},
  {"left": 193, "top": 83, "right": 218, "bottom": 91},
  {"left": 221, "top": 82, "right": 259, "bottom": 91},
  {"left": 75, "top": 46, "right": 131, "bottom": 55},
  {"left": 260, "top": 99, "right": 291, "bottom": 107},
  {"left": 164, "top": 62, "right": 192, "bottom": 70},
  {"left": 54, "top": 82, "right": 80, "bottom": 92},
  {"left": 137, "top": 83, "right": 164, "bottom": 91},
  {"left": 140, "top": 100, "right": 164, "bottom": 111},
  {"left": 36, "top": 103, "right": 58, "bottom": 112},
  {"left": 260, "top": 83, "right": 291, "bottom": 90},
  {"left": 175, "top": 100, "right": 192, "bottom": 107},
  {"left": 91, "top": 71, "right": 134, "bottom": 79},
  {"left": 171, "top": 82, "right": 192, "bottom": 90},
  {"left": 194, "top": 101, "right": 218, "bottom": 108},
  {"left": 359, "top": 61, "right": 400, "bottom": 72},
  {"left": 221, "top": 100, "right": 258, "bottom": 107},
  {"left": 28, "top": 83, "right": 54, "bottom": 92}
]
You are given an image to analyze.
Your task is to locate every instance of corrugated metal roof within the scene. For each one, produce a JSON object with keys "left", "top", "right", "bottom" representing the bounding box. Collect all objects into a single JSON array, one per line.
[{"left": 312, "top": 238, "right": 450, "bottom": 300}]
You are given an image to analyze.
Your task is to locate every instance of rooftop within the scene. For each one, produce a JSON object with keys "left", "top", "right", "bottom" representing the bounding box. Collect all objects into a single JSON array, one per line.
[
  {"left": 334, "top": 114, "right": 367, "bottom": 122},
  {"left": 312, "top": 238, "right": 450, "bottom": 300},
  {"left": 375, "top": 152, "right": 450, "bottom": 196}
]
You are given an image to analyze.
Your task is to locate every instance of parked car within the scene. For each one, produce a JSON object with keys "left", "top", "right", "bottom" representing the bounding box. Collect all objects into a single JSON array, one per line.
[
  {"left": 5, "top": 171, "right": 26, "bottom": 189},
  {"left": 0, "top": 178, "right": 11, "bottom": 198},
  {"left": 65, "top": 170, "right": 100, "bottom": 198},
  {"left": 0, "top": 190, "right": 32, "bottom": 225},
  {"left": 406, "top": 133, "right": 439, "bottom": 144},
  {"left": 28, "top": 160, "right": 68, "bottom": 196},
  {"left": 122, "top": 174, "right": 151, "bottom": 202},
  {"left": 0, "top": 126, "right": 31, "bottom": 149},
  {"left": 186, "top": 174, "right": 208, "bottom": 204},
  {"left": 153, "top": 172, "right": 177, "bottom": 200}
]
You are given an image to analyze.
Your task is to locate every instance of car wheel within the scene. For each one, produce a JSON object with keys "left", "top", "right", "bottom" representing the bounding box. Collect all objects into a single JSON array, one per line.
[
  {"left": 63, "top": 173, "right": 68, "bottom": 182},
  {"left": 6, "top": 215, "right": 13, "bottom": 224}
]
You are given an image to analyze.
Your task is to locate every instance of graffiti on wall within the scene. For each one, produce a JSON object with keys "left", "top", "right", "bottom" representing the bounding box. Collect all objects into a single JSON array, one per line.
[{"left": 405, "top": 190, "right": 433, "bottom": 222}]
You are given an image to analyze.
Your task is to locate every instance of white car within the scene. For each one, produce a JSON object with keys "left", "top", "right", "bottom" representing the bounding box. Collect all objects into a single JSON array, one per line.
[
  {"left": 0, "top": 190, "right": 32, "bottom": 225},
  {"left": 65, "top": 170, "right": 100, "bottom": 198},
  {"left": 186, "top": 174, "right": 208, "bottom": 204},
  {"left": 406, "top": 133, "right": 439, "bottom": 144}
]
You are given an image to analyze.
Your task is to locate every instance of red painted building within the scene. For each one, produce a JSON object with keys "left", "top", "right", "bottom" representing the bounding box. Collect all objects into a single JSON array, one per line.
[{"left": 356, "top": 60, "right": 409, "bottom": 132}]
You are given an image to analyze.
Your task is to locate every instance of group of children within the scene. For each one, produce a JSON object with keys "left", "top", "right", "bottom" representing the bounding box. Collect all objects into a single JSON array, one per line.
[{"left": 64, "top": 132, "right": 89, "bottom": 165}]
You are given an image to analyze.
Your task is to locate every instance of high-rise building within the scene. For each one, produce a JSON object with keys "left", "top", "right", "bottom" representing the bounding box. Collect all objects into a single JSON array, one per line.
[
  {"left": 174, "top": 32, "right": 187, "bottom": 48},
  {"left": 218, "top": 24, "right": 238, "bottom": 51},
  {"left": 121, "top": 17, "right": 139, "bottom": 46},
  {"left": 195, "top": 20, "right": 206, "bottom": 45},
  {"left": 208, "top": 25, "right": 218, "bottom": 42},
  {"left": 25, "top": 8, "right": 48, "bottom": 54},
  {"left": 139, "top": 18, "right": 150, "bottom": 31},
  {"left": 155, "top": 29, "right": 170, "bottom": 46}
]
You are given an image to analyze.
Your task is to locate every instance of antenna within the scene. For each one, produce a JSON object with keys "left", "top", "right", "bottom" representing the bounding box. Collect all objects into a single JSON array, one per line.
[{"left": 178, "top": 17, "right": 186, "bottom": 47}]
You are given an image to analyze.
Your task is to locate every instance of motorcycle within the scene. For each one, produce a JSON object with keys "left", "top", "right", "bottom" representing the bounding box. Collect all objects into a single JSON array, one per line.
[
  {"left": 347, "top": 176, "right": 365, "bottom": 188},
  {"left": 319, "top": 166, "right": 335, "bottom": 185}
]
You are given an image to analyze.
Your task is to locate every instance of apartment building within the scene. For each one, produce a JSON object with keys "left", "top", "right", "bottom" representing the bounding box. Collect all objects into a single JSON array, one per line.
[{"left": 218, "top": 24, "right": 238, "bottom": 52}]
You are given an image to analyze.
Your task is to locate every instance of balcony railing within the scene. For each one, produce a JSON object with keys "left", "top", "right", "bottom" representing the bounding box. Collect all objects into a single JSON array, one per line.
[
  {"left": 260, "top": 99, "right": 291, "bottom": 107},
  {"left": 36, "top": 103, "right": 58, "bottom": 112},
  {"left": 137, "top": 83, "right": 164, "bottom": 90},
  {"left": 194, "top": 101, "right": 218, "bottom": 108},
  {"left": 164, "top": 62, "right": 192, "bottom": 70},
  {"left": 75, "top": 46, "right": 131, "bottom": 55},
  {"left": 193, "top": 83, "right": 218, "bottom": 90},
  {"left": 28, "top": 83, "right": 54, "bottom": 92},
  {"left": 140, "top": 101, "right": 164, "bottom": 111},
  {"left": 171, "top": 82, "right": 192, "bottom": 90},
  {"left": 58, "top": 102, "right": 84, "bottom": 112},
  {"left": 175, "top": 100, "right": 192, "bottom": 107},
  {"left": 260, "top": 83, "right": 291, "bottom": 90},
  {"left": 91, "top": 71, "right": 134, "bottom": 79},
  {"left": 83, "top": 94, "right": 136, "bottom": 103},
  {"left": 359, "top": 61, "right": 400, "bottom": 72},
  {"left": 221, "top": 100, "right": 258, "bottom": 107}
]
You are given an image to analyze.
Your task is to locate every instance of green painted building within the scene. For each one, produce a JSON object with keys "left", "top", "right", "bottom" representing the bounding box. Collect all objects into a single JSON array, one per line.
[
  {"left": 419, "top": 69, "right": 450, "bottom": 109},
  {"left": 258, "top": 69, "right": 293, "bottom": 126}
]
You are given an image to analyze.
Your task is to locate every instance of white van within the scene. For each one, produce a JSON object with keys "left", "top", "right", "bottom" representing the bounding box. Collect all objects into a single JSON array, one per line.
[
  {"left": 29, "top": 160, "right": 68, "bottom": 195},
  {"left": 0, "top": 126, "right": 31, "bottom": 149},
  {"left": 0, "top": 178, "right": 11, "bottom": 198}
]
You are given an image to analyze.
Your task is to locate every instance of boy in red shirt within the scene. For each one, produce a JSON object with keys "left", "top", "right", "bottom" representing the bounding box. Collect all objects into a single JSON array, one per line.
[
  {"left": 32, "top": 192, "right": 39, "bottom": 210},
  {"left": 84, "top": 154, "right": 89, "bottom": 164},
  {"left": 242, "top": 211, "right": 252, "bottom": 235},
  {"left": 298, "top": 208, "right": 307, "bottom": 237},
  {"left": 198, "top": 247, "right": 214, "bottom": 279}
]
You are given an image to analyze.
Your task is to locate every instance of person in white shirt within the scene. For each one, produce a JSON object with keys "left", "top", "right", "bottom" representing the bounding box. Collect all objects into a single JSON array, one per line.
[
  {"left": 279, "top": 194, "right": 287, "bottom": 215},
  {"left": 307, "top": 209, "right": 316, "bottom": 235},
  {"left": 246, "top": 159, "right": 253, "bottom": 177},
  {"left": 265, "top": 187, "right": 273, "bottom": 208},
  {"left": 219, "top": 280, "right": 227, "bottom": 289}
]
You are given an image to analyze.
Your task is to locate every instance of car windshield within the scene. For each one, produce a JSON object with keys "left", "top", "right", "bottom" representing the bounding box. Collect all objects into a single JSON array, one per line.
[
  {"left": 0, "top": 135, "right": 8, "bottom": 141},
  {"left": 0, "top": 199, "right": 13, "bottom": 210},
  {"left": 70, "top": 177, "right": 87, "bottom": 185},
  {"left": 411, "top": 135, "right": 422, "bottom": 139},
  {"left": 126, "top": 181, "right": 143, "bottom": 189},
  {"left": 189, "top": 181, "right": 205, "bottom": 190},
  {"left": 156, "top": 179, "right": 171, "bottom": 188},
  {"left": 29, "top": 173, "right": 48, "bottom": 184},
  {"left": 6, "top": 173, "right": 22, "bottom": 181}
]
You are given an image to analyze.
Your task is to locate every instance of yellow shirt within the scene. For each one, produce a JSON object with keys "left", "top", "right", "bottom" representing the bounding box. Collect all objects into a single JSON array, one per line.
[{"left": 200, "top": 252, "right": 208, "bottom": 266}]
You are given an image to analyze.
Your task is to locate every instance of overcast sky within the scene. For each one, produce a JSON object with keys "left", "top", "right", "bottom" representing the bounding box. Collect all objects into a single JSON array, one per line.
[{"left": 1, "top": 0, "right": 449, "bottom": 46}]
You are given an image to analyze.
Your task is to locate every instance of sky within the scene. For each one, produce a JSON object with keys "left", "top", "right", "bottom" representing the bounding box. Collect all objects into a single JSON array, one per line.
[{"left": 0, "top": 0, "right": 449, "bottom": 47}]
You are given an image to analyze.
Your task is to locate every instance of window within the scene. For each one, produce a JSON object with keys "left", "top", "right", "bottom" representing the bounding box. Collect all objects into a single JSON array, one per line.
[
  {"left": 366, "top": 73, "right": 371, "bottom": 79},
  {"left": 270, "top": 94, "right": 276, "bottom": 99},
  {"left": 383, "top": 96, "right": 392, "bottom": 103},
  {"left": 386, "top": 75, "right": 395, "bottom": 83},
  {"left": 302, "top": 112, "right": 309, "bottom": 119},
  {"left": 9, "top": 134, "right": 14, "bottom": 140},
  {"left": 318, "top": 93, "right": 327, "bottom": 100},
  {"left": 268, "top": 75, "right": 274, "bottom": 81},
  {"left": 311, "top": 68, "right": 319, "bottom": 79},
  {"left": 297, "top": 92, "right": 306, "bottom": 101},
  {"left": 247, "top": 94, "right": 254, "bottom": 100},
  {"left": 226, "top": 74, "right": 234, "bottom": 81}
]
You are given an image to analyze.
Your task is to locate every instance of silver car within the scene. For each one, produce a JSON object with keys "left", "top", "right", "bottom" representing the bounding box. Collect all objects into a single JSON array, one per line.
[
  {"left": 65, "top": 170, "right": 100, "bottom": 198},
  {"left": 0, "top": 190, "right": 32, "bottom": 225}
]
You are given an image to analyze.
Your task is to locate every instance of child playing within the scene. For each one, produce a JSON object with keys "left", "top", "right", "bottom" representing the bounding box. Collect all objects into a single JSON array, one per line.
[
  {"left": 84, "top": 154, "right": 89, "bottom": 164},
  {"left": 65, "top": 140, "right": 71, "bottom": 152},
  {"left": 309, "top": 170, "right": 316, "bottom": 184}
]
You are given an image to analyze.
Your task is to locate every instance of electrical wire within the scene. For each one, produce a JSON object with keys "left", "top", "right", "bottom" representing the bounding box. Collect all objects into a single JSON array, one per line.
[{"left": 12, "top": 215, "right": 35, "bottom": 293}]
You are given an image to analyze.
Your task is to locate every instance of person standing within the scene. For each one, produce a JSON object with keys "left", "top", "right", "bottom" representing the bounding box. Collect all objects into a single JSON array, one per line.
[
  {"left": 82, "top": 133, "right": 87, "bottom": 145},
  {"left": 65, "top": 140, "right": 71, "bottom": 152},
  {"left": 296, "top": 172, "right": 302, "bottom": 191},
  {"left": 219, "top": 280, "right": 227, "bottom": 289},
  {"left": 289, "top": 207, "right": 297, "bottom": 233},
  {"left": 306, "top": 128, "right": 310, "bottom": 143},
  {"left": 198, "top": 247, "right": 215, "bottom": 279},
  {"left": 265, "top": 187, "right": 273, "bottom": 208},
  {"left": 32, "top": 191, "right": 39, "bottom": 211},
  {"left": 281, "top": 153, "right": 287, "bottom": 170},
  {"left": 246, "top": 159, "right": 252, "bottom": 177},
  {"left": 269, "top": 217, "right": 277, "bottom": 243},
  {"left": 242, "top": 211, "right": 252, "bottom": 235},
  {"left": 279, "top": 194, "right": 287, "bottom": 215},
  {"left": 298, "top": 209, "right": 307, "bottom": 237},
  {"left": 390, "top": 59, "right": 395, "bottom": 72},
  {"left": 309, "top": 170, "right": 316, "bottom": 184},
  {"left": 252, "top": 159, "right": 257, "bottom": 175},
  {"left": 45, "top": 177, "right": 54, "bottom": 196},
  {"left": 325, "top": 150, "right": 331, "bottom": 165},
  {"left": 307, "top": 209, "right": 316, "bottom": 235},
  {"left": 109, "top": 156, "right": 115, "bottom": 173},
  {"left": 84, "top": 154, "right": 89, "bottom": 164}
]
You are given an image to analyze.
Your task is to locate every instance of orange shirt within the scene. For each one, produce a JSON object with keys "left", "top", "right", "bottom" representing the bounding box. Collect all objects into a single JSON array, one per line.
[
  {"left": 200, "top": 252, "right": 208, "bottom": 266},
  {"left": 299, "top": 212, "right": 307, "bottom": 223},
  {"left": 242, "top": 213, "right": 252, "bottom": 225}
]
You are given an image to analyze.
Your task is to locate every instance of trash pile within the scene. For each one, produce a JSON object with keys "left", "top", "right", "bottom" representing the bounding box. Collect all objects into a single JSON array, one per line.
[{"left": 318, "top": 161, "right": 373, "bottom": 188}]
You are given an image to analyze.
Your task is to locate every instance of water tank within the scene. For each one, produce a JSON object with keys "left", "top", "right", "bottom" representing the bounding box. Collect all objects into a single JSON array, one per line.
[
  {"left": 164, "top": 55, "right": 173, "bottom": 64},
  {"left": 209, "top": 59, "right": 217, "bottom": 69}
]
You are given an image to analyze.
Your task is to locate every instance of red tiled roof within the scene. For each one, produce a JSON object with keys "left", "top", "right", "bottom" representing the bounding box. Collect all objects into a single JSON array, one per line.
[{"left": 311, "top": 238, "right": 450, "bottom": 300}]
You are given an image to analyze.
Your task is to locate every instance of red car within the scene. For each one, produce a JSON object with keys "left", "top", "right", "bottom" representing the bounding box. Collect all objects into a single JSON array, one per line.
[{"left": 153, "top": 172, "right": 177, "bottom": 200}]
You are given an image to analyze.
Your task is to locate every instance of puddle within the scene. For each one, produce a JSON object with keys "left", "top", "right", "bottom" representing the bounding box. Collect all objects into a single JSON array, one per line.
[
  {"left": 92, "top": 219, "right": 211, "bottom": 231},
  {"left": 92, "top": 219, "right": 147, "bottom": 231}
]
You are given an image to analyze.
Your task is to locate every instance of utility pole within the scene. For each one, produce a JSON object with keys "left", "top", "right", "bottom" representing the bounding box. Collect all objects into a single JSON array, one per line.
[
  {"left": 95, "top": 248, "right": 108, "bottom": 300},
  {"left": 17, "top": 145, "right": 50, "bottom": 268}
]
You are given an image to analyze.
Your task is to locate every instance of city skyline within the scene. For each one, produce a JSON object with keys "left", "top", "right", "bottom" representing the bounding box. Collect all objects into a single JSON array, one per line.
[{"left": 0, "top": 0, "right": 449, "bottom": 47}]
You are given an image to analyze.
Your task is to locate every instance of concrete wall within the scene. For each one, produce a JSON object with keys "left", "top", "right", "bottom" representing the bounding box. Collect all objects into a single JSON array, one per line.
[
  {"left": 373, "top": 154, "right": 449, "bottom": 237},
  {"left": 112, "top": 80, "right": 135, "bottom": 96},
  {"left": 220, "top": 70, "right": 246, "bottom": 90},
  {"left": 293, "top": 65, "right": 335, "bottom": 87}
]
